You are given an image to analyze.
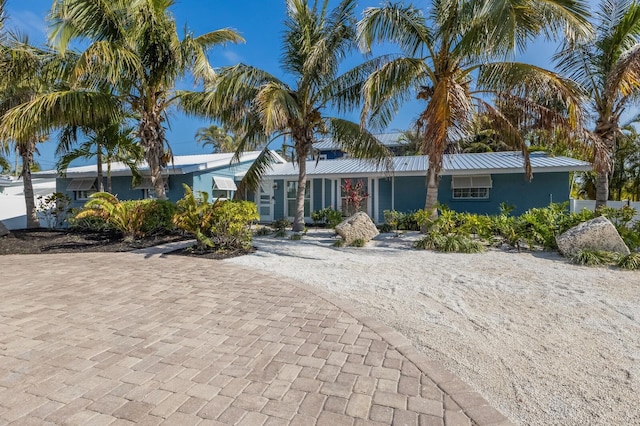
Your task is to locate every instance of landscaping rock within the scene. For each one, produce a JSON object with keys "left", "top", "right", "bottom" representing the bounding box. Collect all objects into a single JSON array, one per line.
[
  {"left": 335, "top": 212, "right": 379, "bottom": 245},
  {"left": 0, "top": 220, "right": 9, "bottom": 237},
  {"left": 556, "top": 216, "right": 630, "bottom": 257}
]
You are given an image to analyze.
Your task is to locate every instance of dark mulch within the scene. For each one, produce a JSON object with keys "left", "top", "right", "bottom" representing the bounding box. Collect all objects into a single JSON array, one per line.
[
  {"left": 169, "top": 245, "right": 256, "bottom": 260},
  {"left": 0, "top": 228, "right": 190, "bottom": 255}
]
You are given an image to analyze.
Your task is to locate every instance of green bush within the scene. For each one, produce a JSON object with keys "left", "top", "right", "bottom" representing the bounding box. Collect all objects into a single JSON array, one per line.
[
  {"left": 174, "top": 185, "right": 258, "bottom": 250},
  {"left": 415, "top": 231, "right": 483, "bottom": 253},
  {"left": 68, "top": 207, "right": 113, "bottom": 232},
  {"left": 272, "top": 218, "right": 290, "bottom": 237},
  {"left": 617, "top": 252, "right": 640, "bottom": 270},
  {"left": 75, "top": 193, "right": 148, "bottom": 240},
  {"left": 350, "top": 238, "right": 366, "bottom": 247},
  {"left": 207, "top": 200, "right": 259, "bottom": 250},
  {"left": 124, "top": 199, "right": 176, "bottom": 236},
  {"left": 332, "top": 238, "right": 345, "bottom": 247},
  {"left": 311, "top": 208, "right": 343, "bottom": 228},
  {"left": 569, "top": 249, "right": 618, "bottom": 266},
  {"left": 290, "top": 233, "right": 302, "bottom": 241}
]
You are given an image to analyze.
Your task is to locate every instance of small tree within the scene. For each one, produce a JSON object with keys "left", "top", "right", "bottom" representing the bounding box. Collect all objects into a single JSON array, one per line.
[{"left": 342, "top": 178, "right": 368, "bottom": 216}]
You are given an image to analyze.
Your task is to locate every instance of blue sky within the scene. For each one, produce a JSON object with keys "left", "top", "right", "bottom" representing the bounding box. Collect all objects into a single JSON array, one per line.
[{"left": 5, "top": 0, "right": 569, "bottom": 170}]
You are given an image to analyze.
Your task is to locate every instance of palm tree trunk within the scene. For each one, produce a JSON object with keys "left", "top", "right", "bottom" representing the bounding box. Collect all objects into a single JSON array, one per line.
[
  {"left": 140, "top": 111, "right": 167, "bottom": 200},
  {"left": 107, "top": 162, "right": 112, "bottom": 194},
  {"left": 594, "top": 171, "right": 609, "bottom": 211},
  {"left": 96, "top": 141, "right": 104, "bottom": 192},
  {"left": 20, "top": 140, "right": 39, "bottom": 228},
  {"left": 293, "top": 154, "right": 307, "bottom": 232},
  {"left": 424, "top": 167, "right": 440, "bottom": 219}
]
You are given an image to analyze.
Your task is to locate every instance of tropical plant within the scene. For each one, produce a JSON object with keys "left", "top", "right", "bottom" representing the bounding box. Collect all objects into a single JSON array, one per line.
[
  {"left": 75, "top": 193, "right": 146, "bottom": 240},
  {"left": 173, "top": 185, "right": 223, "bottom": 249},
  {"left": 0, "top": 0, "right": 243, "bottom": 202},
  {"left": 181, "top": 0, "right": 392, "bottom": 231},
  {"left": 341, "top": 178, "right": 368, "bottom": 216},
  {"left": 555, "top": 0, "right": 640, "bottom": 209},
  {"left": 56, "top": 122, "right": 144, "bottom": 193},
  {"left": 36, "top": 192, "right": 71, "bottom": 229},
  {"left": 358, "top": 0, "right": 591, "bottom": 218},
  {"left": 206, "top": 200, "right": 259, "bottom": 250},
  {"left": 195, "top": 125, "right": 239, "bottom": 153}
]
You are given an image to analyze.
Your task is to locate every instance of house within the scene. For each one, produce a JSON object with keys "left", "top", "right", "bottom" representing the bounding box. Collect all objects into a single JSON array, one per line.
[
  {"left": 0, "top": 175, "right": 57, "bottom": 229},
  {"left": 36, "top": 151, "right": 286, "bottom": 208},
  {"left": 256, "top": 151, "right": 591, "bottom": 224},
  {"left": 312, "top": 132, "right": 410, "bottom": 160}
]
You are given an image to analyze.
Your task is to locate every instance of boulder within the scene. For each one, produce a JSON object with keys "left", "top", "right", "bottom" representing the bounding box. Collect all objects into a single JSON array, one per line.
[
  {"left": 0, "top": 220, "right": 8, "bottom": 237},
  {"left": 335, "top": 212, "right": 379, "bottom": 245},
  {"left": 556, "top": 216, "right": 630, "bottom": 257}
]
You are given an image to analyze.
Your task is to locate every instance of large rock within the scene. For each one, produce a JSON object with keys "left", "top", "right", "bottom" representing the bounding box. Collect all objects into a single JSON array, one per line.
[
  {"left": 335, "top": 212, "right": 379, "bottom": 245},
  {"left": 556, "top": 216, "right": 630, "bottom": 257},
  {"left": 0, "top": 220, "right": 8, "bottom": 237}
]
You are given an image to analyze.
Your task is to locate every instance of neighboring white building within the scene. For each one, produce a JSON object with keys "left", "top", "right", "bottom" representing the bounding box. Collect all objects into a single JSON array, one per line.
[{"left": 0, "top": 176, "right": 57, "bottom": 230}]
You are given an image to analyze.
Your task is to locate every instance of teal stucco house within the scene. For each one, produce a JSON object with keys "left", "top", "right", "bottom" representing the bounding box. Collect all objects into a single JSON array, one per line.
[
  {"left": 38, "top": 151, "right": 285, "bottom": 209},
  {"left": 256, "top": 151, "right": 591, "bottom": 224}
]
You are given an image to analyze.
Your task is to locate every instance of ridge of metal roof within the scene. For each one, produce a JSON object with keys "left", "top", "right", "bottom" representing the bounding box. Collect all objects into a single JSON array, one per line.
[
  {"left": 35, "top": 151, "right": 285, "bottom": 179},
  {"left": 313, "top": 132, "right": 405, "bottom": 150},
  {"left": 264, "top": 151, "right": 592, "bottom": 178}
]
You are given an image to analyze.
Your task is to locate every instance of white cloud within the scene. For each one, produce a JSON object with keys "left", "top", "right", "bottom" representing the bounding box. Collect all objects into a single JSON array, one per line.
[{"left": 222, "top": 50, "right": 243, "bottom": 64}]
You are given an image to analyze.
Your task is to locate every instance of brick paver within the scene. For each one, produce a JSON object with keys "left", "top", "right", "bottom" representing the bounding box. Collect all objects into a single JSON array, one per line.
[{"left": 0, "top": 252, "right": 511, "bottom": 425}]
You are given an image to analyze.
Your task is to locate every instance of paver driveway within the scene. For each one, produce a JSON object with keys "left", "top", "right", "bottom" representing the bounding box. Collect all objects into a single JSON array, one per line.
[{"left": 0, "top": 252, "right": 510, "bottom": 425}]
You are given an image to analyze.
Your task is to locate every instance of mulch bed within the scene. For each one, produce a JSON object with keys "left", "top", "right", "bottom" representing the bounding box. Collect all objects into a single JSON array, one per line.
[
  {"left": 0, "top": 228, "right": 190, "bottom": 255},
  {"left": 169, "top": 245, "right": 256, "bottom": 260}
]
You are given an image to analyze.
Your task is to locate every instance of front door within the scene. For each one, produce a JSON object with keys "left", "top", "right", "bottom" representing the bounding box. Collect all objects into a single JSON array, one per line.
[{"left": 258, "top": 183, "right": 273, "bottom": 222}]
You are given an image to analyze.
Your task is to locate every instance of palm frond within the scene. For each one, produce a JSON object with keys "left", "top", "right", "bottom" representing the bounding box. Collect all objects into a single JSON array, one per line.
[
  {"left": 235, "top": 147, "right": 281, "bottom": 197},
  {"left": 326, "top": 117, "right": 393, "bottom": 169}
]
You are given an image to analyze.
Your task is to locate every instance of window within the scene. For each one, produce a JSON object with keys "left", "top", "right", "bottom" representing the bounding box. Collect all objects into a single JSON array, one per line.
[
  {"left": 135, "top": 176, "right": 169, "bottom": 199},
  {"left": 451, "top": 175, "right": 492, "bottom": 199},
  {"left": 67, "top": 178, "right": 97, "bottom": 200},
  {"left": 287, "top": 181, "right": 310, "bottom": 217},
  {"left": 212, "top": 176, "right": 237, "bottom": 199}
]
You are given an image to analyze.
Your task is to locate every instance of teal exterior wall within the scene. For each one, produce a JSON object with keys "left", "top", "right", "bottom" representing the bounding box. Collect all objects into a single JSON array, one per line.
[
  {"left": 313, "top": 179, "right": 323, "bottom": 211},
  {"left": 377, "top": 178, "right": 393, "bottom": 220},
  {"left": 273, "top": 179, "right": 285, "bottom": 219},
  {"left": 394, "top": 176, "right": 427, "bottom": 213},
  {"left": 438, "top": 172, "right": 569, "bottom": 215},
  {"left": 324, "top": 179, "right": 332, "bottom": 207}
]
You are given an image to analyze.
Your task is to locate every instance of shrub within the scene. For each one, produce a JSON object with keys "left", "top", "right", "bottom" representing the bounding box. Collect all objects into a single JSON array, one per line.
[
  {"left": 75, "top": 193, "right": 148, "bottom": 240},
  {"left": 137, "top": 199, "right": 176, "bottom": 235},
  {"left": 617, "top": 253, "right": 640, "bottom": 270},
  {"left": 569, "top": 249, "right": 618, "bottom": 266},
  {"left": 350, "top": 238, "right": 366, "bottom": 247},
  {"left": 207, "top": 200, "right": 259, "bottom": 250},
  {"left": 332, "top": 239, "right": 345, "bottom": 247},
  {"left": 68, "top": 207, "right": 113, "bottom": 232},
  {"left": 415, "top": 231, "right": 483, "bottom": 253},
  {"left": 290, "top": 233, "right": 302, "bottom": 241},
  {"left": 310, "top": 208, "right": 343, "bottom": 228},
  {"left": 272, "top": 218, "right": 290, "bottom": 237},
  {"left": 37, "top": 192, "right": 71, "bottom": 228},
  {"left": 255, "top": 227, "right": 272, "bottom": 236},
  {"left": 173, "top": 185, "right": 258, "bottom": 250}
]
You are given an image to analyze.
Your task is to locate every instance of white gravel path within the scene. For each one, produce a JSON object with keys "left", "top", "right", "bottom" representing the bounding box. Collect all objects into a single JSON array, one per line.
[{"left": 225, "top": 230, "right": 640, "bottom": 426}]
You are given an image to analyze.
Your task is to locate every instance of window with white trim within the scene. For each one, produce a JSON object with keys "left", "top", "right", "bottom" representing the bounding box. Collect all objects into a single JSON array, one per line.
[
  {"left": 135, "top": 176, "right": 169, "bottom": 199},
  {"left": 212, "top": 176, "right": 237, "bottom": 199},
  {"left": 67, "top": 178, "right": 97, "bottom": 201},
  {"left": 451, "top": 175, "right": 492, "bottom": 199}
]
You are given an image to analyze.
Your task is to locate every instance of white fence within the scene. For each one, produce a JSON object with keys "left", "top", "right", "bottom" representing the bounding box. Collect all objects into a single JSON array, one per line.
[{"left": 570, "top": 199, "right": 640, "bottom": 224}]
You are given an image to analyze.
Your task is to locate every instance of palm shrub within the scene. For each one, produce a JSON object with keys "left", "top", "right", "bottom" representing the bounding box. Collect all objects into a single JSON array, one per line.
[
  {"left": 75, "top": 193, "right": 147, "bottom": 241},
  {"left": 173, "top": 185, "right": 222, "bottom": 250}
]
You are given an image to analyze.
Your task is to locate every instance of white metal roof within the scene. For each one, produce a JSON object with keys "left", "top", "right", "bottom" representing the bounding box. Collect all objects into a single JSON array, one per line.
[
  {"left": 264, "top": 151, "right": 591, "bottom": 178},
  {"left": 313, "top": 132, "right": 405, "bottom": 151},
  {"left": 35, "top": 151, "right": 287, "bottom": 179}
]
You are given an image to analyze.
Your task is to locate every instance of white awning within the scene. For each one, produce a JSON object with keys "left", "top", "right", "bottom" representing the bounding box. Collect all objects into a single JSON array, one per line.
[
  {"left": 66, "top": 178, "right": 96, "bottom": 191},
  {"left": 451, "top": 175, "right": 493, "bottom": 189},
  {"left": 213, "top": 176, "right": 237, "bottom": 191}
]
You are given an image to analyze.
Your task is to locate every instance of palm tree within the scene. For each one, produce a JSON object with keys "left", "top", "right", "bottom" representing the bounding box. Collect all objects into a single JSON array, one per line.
[
  {"left": 56, "top": 123, "right": 144, "bottom": 194},
  {"left": 182, "top": 0, "right": 392, "bottom": 231},
  {"left": 0, "top": 0, "right": 243, "bottom": 201},
  {"left": 556, "top": 0, "right": 640, "bottom": 209},
  {"left": 195, "top": 125, "right": 238, "bottom": 153},
  {"left": 0, "top": 33, "right": 65, "bottom": 228},
  {"left": 358, "top": 1, "right": 591, "bottom": 216}
]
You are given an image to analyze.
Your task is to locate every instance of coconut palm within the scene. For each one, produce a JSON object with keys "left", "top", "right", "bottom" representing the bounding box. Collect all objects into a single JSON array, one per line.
[
  {"left": 195, "top": 125, "right": 239, "bottom": 153},
  {"left": 56, "top": 123, "right": 144, "bottom": 194},
  {"left": 181, "top": 0, "right": 392, "bottom": 231},
  {"left": 0, "top": 0, "right": 243, "bottom": 201},
  {"left": 556, "top": 0, "right": 640, "bottom": 208},
  {"left": 358, "top": 1, "right": 591, "bottom": 216}
]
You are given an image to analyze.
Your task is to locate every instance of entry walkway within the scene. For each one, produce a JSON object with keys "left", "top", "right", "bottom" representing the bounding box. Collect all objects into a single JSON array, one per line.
[{"left": 0, "top": 253, "right": 510, "bottom": 425}]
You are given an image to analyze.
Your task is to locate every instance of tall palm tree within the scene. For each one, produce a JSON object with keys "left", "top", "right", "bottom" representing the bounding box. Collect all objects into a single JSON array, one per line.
[
  {"left": 358, "top": 1, "right": 591, "bottom": 216},
  {"left": 0, "top": 0, "right": 243, "bottom": 201},
  {"left": 0, "top": 34, "right": 66, "bottom": 228},
  {"left": 182, "top": 0, "right": 391, "bottom": 231},
  {"left": 195, "top": 125, "right": 238, "bottom": 153},
  {"left": 556, "top": 0, "right": 640, "bottom": 209},
  {"left": 56, "top": 123, "right": 144, "bottom": 194}
]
